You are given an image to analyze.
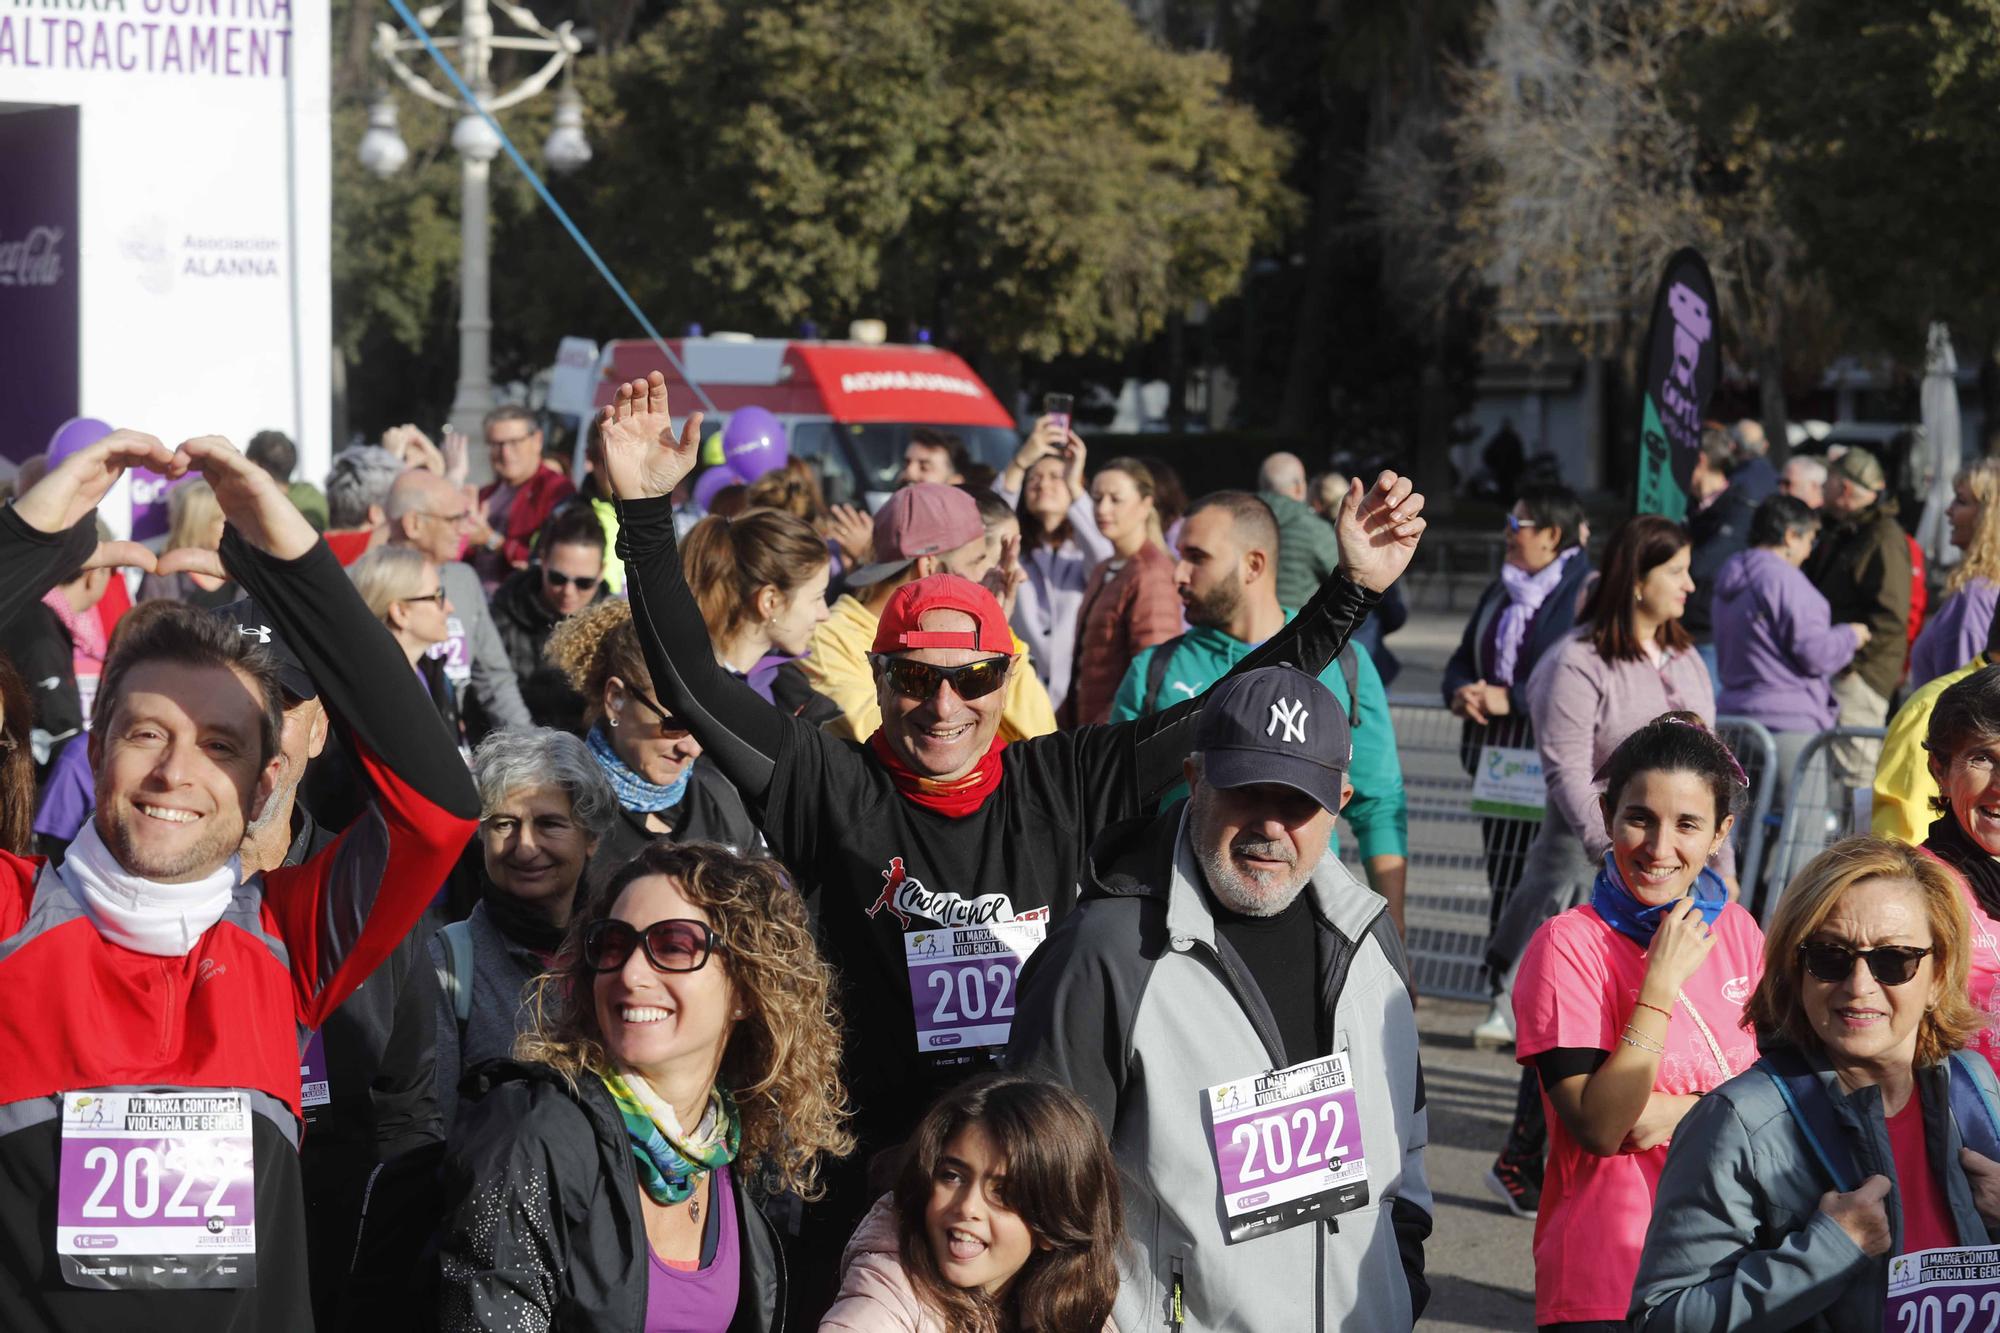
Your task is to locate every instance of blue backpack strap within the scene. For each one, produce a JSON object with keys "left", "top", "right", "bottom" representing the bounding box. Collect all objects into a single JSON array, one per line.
[
  {"left": 1759, "top": 1048, "right": 1859, "bottom": 1193},
  {"left": 1948, "top": 1052, "right": 2000, "bottom": 1162}
]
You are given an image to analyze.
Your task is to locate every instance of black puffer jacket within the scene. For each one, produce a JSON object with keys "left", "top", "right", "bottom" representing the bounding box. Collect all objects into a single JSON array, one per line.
[{"left": 437, "top": 1059, "right": 787, "bottom": 1333}]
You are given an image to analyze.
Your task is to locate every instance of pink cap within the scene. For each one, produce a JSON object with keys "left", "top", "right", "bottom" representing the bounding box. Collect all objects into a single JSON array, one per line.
[{"left": 843, "top": 484, "right": 984, "bottom": 587}]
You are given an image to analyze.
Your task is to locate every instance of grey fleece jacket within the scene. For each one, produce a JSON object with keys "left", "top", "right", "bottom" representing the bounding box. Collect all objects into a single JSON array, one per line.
[
  {"left": 1007, "top": 802, "right": 1432, "bottom": 1333},
  {"left": 1632, "top": 1046, "right": 2000, "bottom": 1331}
]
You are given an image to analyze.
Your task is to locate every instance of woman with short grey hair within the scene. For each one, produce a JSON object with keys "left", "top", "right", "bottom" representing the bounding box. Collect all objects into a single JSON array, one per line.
[{"left": 380, "top": 727, "right": 617, "bottom": 1133}]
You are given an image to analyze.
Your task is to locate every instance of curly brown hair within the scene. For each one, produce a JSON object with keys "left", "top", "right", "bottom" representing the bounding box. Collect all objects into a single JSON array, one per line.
[
  {"left": 513, "top": 841, "right": 854, "bottom": 1198},
  {"left": 542, "top": 597, "right": 651, "bottom": 728}
]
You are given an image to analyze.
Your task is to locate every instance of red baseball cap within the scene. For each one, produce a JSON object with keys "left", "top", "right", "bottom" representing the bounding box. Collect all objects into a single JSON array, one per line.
[
  {"left": 872, "top": 574, "right": 1015, "bottom": 656},
  {"left": 844, "top": 484, "right": 985, "bottom": 588}
]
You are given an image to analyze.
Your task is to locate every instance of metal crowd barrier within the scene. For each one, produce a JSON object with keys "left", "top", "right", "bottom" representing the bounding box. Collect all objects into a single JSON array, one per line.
[
  {"left": 1756, "top": 726, "right": 1890, "bottom": 922},
  {"left": 1338, "top": 700, "right": 1789, "bottom": 1002}
]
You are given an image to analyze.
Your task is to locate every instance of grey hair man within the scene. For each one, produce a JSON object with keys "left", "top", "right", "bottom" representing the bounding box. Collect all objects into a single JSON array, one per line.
[
  {"left": 1780, "top": 455, "right": 1829, "bottom": 511},
  {"left": 1255, "top": 451, "right": 1341, "bottom": 611},
  {"left": 385, "top": 469, "right": 532, "bottom": 732},
  {"left": 325, "top": 443, "right": 405, "bottom": 539},
  {"left": 1010, "top": 664, "right": 1431, "bottom": 1332},
  {"left": 1727, "top": 419, "right": 1779, "bottom": 505}
]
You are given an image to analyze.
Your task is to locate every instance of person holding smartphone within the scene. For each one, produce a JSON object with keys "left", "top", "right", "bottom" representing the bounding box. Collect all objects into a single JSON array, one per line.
[{"left": 996, "top": 409, "right": 1108, "bottom": 714}]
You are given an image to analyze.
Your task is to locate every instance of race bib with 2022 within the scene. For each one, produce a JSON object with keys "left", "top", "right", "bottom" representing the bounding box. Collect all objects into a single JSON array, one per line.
[
  {"left": 905, "top": 912, "right": 1047, "bottom": 1055},
  {"left": 56, "top": 1089, "right": 257, "bottom": 1290},
  {"left": 1887, "top": 1245, "right": 2000, "bottom": 1332},
  {"left": 1205, "top": 1051, "right": 1369, "bottom": 1244}
]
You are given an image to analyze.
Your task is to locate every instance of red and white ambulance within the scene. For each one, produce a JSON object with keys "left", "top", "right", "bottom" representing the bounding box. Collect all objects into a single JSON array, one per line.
[{"left": 593, "top": 335, "right": 1018, "bottom": 508}]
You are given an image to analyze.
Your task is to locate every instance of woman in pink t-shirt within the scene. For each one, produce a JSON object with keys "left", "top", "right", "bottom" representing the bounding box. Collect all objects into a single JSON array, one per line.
[
  {"left": 1514, "top": 712, "right": 1766, "bottom": 1329},
  {"left": 1913, "top": 666, "right": 2000, "bottom": 1072}
]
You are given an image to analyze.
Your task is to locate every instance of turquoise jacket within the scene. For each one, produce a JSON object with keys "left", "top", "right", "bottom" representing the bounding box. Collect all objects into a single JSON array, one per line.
[{"left": 1108, "top": 614, "right": 1408, "bottom": 859}]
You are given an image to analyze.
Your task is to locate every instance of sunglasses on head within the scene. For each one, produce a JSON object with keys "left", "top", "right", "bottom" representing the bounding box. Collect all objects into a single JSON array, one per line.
[
  {"left": 583, "top": 918, "right": 724, "bottom": 974},
  {"left": 871, "top": 654, "right": 1010, "bottom": 702},
  {"left": 1798, "top": 940, "right": 1933, "bottom": 986},
  {"left": 543, "top": 571, "right": 600, "bottom": 591}
]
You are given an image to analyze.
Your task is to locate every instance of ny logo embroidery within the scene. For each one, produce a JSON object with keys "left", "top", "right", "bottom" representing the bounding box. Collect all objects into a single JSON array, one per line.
[
  {"left": 1267, "top": 698, "right": 1309, "bottom": 744},
  {"left": 239, "top": 625, "right": 273, "bottom": 645}
]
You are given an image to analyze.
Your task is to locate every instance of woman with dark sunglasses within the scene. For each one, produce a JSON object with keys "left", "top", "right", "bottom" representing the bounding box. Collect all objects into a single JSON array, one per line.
[
  {"left": 1634, "top": 837, "right": 2000, "bottom": 1331},
  {"left": 437, "top": 841, "right": 853, "bottom": 1332},
  {"left": 1916, "top": 666, "right": 2000, "bottom": 1074},
  {"left": 482, "top": 504, "right": 610, "bottom": 734},
  {"left": 1510, "top": 712, "right": 1762, "bottom": 1331},
  {"left": 547, "top": 598, "right": 766, "bottom": 895}
]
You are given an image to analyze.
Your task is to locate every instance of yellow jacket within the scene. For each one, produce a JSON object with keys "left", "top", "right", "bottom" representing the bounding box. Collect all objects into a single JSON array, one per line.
[
  {"left": 1873, "top": 653, "right": 1990, "bottom": 844},
  {"left": 800, "top": 593, "right": 1058, "bottom": 744}
]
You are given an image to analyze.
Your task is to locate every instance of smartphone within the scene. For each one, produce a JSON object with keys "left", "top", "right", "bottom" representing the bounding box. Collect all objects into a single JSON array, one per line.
[{"left": 1043, "top": 392, "right": 1073, "bottom": 443}]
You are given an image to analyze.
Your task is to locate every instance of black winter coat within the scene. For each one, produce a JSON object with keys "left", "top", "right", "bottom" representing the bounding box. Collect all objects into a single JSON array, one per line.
[
  {"left": 437, "top": 1059, "right": 787, "bottom": 1333},
  {"left": 475, "top": 568, "right": 605, "bottom": 735}
]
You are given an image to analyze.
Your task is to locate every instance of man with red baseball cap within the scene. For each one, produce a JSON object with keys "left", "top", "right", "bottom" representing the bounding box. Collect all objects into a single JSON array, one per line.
[
  {"left": 590, "top": 371, "right": 1427, "bottom": 1301},
  {"left": 798, "top": 482, "right": 1057, "bottom": 744}
]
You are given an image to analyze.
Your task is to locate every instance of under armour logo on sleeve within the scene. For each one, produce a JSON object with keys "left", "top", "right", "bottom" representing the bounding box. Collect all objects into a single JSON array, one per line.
[
  {"left": 1267, "top": 698, "right": 1309, "bottom": 743},
  {"left": 239, "top": 625, "right": 272, "bottom": 645}
]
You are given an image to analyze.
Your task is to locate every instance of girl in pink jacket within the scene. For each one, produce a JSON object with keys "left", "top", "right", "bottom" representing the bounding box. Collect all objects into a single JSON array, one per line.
[{"left": 819, "top": 1075, "right": 1123, "bottom": 1333}]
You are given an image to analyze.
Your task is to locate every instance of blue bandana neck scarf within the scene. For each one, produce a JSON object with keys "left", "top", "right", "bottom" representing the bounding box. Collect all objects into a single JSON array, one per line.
[
  {"left": 1590, "top": 851, "right": 1728, "bottom": 947},
  {"left": 587, "top": 724, "right": 691, "bottom": 814}
]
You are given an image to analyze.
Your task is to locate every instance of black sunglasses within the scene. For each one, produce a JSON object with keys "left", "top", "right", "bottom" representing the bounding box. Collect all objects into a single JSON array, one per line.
[
  {"left": 871, "top": 654, "right": 1010, "bottom": 702},
  {"left": 583, "top": 918, "right": 724, "bottom": 974},
  {"left": 1798, "top": 941, "right": 1934, "bottom": 987},
  {"left": 543, "top": 570, "right": 600, "bottom": 591},
  {"left": 625, "top": 685, "right": 675, "bottom": 726},
  {"left": 402, "top": 588, "right": 448, "bottom": 606}
]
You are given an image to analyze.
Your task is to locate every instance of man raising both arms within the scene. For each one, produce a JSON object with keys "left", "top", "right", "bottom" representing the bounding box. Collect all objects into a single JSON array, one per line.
[
  {"left": 591, "top": 371, "right": 1426, "bottom": 1300},
  {"left": 0, "top": 431, "right": 478, "bottom": 1331}
]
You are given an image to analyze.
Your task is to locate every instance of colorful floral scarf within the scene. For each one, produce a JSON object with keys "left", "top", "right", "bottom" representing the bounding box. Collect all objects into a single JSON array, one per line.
[
  {"left": 587, "top": 723, "right": 691, "bottom": 814},
  {"left": 597, "top": 1067, "right": 740, "bottom": 1206}
]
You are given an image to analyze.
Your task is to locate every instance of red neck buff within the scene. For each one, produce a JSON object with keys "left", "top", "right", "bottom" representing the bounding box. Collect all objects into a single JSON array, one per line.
[{"left": 867, "top": 730, "right": 1007, "bottom": 817}]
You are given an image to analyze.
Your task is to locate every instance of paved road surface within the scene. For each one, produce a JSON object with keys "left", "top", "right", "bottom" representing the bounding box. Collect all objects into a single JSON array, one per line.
[
  {"left": 1392, "top": 601, "right": 1542, "bottom": 1330},
  {"left": 1414, "top": 998, "right": 1538, "bottom": 1331}
]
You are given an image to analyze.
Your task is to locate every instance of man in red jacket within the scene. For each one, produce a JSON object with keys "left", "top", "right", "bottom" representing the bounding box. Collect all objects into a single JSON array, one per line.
[
  {"left": 0, "top": 430, "right": 478, "bottom": 1332},
  {"left": 469, "top": 404, "right": 574, "bottom": 588}
]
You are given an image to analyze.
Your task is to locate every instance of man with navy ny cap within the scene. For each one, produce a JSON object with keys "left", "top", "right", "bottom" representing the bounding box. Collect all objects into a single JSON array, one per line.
[{"left": 1009, "top": 664, "right": 1431, "bottom": 1331}]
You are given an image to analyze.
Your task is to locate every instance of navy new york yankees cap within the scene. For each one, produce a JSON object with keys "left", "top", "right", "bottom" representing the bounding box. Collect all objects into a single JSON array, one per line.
[{"left": 1194, "top": 665, "right": 1351, "bottom": 813}]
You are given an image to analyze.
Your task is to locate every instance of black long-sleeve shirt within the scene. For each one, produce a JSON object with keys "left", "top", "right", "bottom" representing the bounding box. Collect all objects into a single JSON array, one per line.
[{"left": 616, "top": 493, "right": 1377, "bottom": 1150}]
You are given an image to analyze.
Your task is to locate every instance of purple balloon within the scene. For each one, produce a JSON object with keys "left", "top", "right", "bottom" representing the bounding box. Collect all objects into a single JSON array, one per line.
[
  {"left": 692, "top": 464, "right": 745, "bottom": 512},
  {"left": 45, "top": 416, "right": 112, "bottom": 465},
  {"left": 721, "top": 407, "right": 788, "bottom": 481}
]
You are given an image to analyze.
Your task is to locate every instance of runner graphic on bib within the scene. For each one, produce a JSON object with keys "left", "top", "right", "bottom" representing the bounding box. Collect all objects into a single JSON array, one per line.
[
  {"left": 1205, "top": 1051, "right": 1369, "bottom": 1244},
  {"left": 1886, "top": 1243, "right": 2000, "bottom": 1331},
  {"left": 56, "top": 1089, "right": 257, "bottom": 1290},
  {"left": 869, "top": 856, "right": 1047, "bottom": 1056}
]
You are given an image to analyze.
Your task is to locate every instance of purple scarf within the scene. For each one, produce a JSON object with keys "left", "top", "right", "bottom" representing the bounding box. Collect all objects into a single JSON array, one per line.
[{"left": 1492, "top": 548, "right": 1577, "bottom": 686}]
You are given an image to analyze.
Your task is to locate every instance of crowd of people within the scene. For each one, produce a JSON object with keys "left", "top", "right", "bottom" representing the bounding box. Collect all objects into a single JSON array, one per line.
[{"left": 12, "top": 390, "right": 2000, "bottom": 1333}]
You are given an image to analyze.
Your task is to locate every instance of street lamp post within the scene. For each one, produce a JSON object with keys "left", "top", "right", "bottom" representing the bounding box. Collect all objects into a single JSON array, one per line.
[{"left": 361, "top": 0, "right": 589, "bottom": 443}]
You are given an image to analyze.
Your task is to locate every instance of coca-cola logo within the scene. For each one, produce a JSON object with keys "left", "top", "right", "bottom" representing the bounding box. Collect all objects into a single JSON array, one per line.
[{"left": 0, "top": 226, "right": 64, "bottom": 288}]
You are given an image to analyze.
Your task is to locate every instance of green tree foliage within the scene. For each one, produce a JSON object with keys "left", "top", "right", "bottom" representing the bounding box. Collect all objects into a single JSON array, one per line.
[
  {"left": 334, "top": 0, "right": 1295, "bottom": 429},
  {"left": 1673, "top": 0, "right": 2000, "bottom": 361}
]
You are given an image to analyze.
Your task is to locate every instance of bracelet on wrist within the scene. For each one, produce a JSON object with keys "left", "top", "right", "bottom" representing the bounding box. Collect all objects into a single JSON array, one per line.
[
  {"left": 1620, "top": 1025, "right": 1666, "bottom": 1055},
  {"left": 1633, "top": 999, "right": 1673, "bottom": 1021}
]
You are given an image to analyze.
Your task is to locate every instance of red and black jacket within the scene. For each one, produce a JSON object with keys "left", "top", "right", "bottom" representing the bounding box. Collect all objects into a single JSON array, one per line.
[{"left": 0, "top": 509, "right": 479, "bottom": 1332}]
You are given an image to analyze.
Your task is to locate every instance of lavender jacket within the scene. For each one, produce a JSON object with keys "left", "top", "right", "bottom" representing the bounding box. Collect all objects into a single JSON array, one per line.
[
  {"left": 1522, "top": 628, "right": 1736, "bottom": 878},
  {"left": 1910, "top": 577, "right": 2000, "bottom": 690},
  {"left": 998, "top": 484, "right": 1113, "bottom": 714},
  {"left": 1711, "top": 548, "right": 1859, "bottom": 733}
]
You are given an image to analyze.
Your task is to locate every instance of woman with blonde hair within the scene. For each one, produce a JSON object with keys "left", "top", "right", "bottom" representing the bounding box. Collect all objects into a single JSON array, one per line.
[
  {"left": 347, "top": 544, "right": 461, "bottom": 739},
  {"left": 1912, "top": 459, "right": 2000, "bottom": 688},
  {"left": 546, "top": 598, "right": 763, "bottom": 891},
  {"left": 437, "top": 840, "right": 854, "bottom": 1331},
  {"left": 137, "top": 479, "right": 239, "bottom": 609},
  {"left": 1064, "top": 457, "right": 1181, "bottom": 726},
  {"left": 1633, "top": 837, "right": 2000, "bottom": 1331}
]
